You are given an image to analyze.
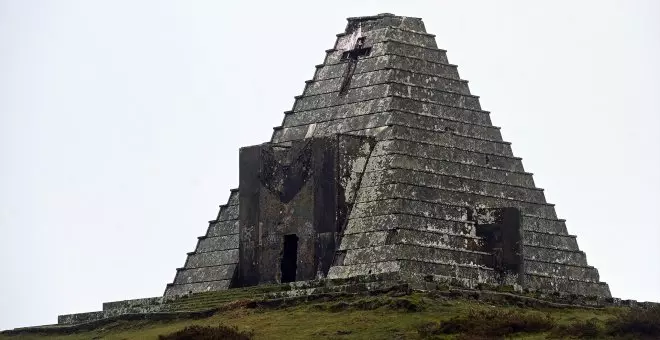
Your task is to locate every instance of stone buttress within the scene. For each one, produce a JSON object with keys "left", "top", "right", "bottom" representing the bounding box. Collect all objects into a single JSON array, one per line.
[{"left": 164, "top": 13, "right": 611, "bottom": 298}]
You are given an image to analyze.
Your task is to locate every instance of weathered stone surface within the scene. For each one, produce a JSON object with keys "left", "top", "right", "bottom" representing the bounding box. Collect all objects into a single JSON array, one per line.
[
  {"left": 390, "top": 83, "right": 481, "bottom": 110},
  {"left": 283, "top": 98, "right": 392, "bottom": 126},
  {"left": 273, "top": 111, "right": 393, "bottom": 142},
  {"left": 216, "top": 205, "right": 238, "bottom": 221},
  {"left": 163, "top": 280, "right": 231, "bottom": 298},
  {"left": 237, "top": 136, "right": 375, "bottom": 287},
  {"left": 524, "top": 245, "right": 588, "bottom": 266},
  {"left": 350, "top": 198, "right": 469, "bottom": 221},
  {"left": 364, "top": 154, "right": 534, "bottom": 188},
  {"left": 525, "top": 274, "right": 611, "bottom": 297},
  {"left": 58, "top": 297, "right": 164, "bottom": 325},
  {"left": 356, "top": 184, "right": 557, "bottom": 219},
  {"left": 326, "top": 41, "right": 450, "bottom": 65},
  {"left": 524, "top": 231, "right": 578, "bottom": 250},
  {"left": 58, "top": 311, "right": 106, "bottom": 326},
  {"left": 521, "top": 215, "right": 569, "bottom": 234},
  {"left": 173, "top": 265, "right": 235, "bottom": 284},
  {"left": 360, "top": 169, "right": 544, "bottom": 203},
  {"left": 342, "top": 244, "right": 489, "bottom": 266},
  {"left": 185, "top": 249, "right": 238, "bottom": 268},
  {"left": 102, "top": 297, "right": 163, "bottom": 312},
  {"left": 164, "top": 188, "right": 241, "bottom": 298},
  {"left": 44, "top": 14, "right": 617, "bottom": 328},
  {"left": 388, "top": 111, "right": 502, "bottom": 140},
  {"left": 383, "top": 125, "right": 514, "bottom": 156},
  {"left": 195, "top": 235, "right": 239, "bottom": 252},
  {"left": 344, "top": 214, "right": 476, "bottom": 236},
  {"left": 525, "top": 260, "right": 600, "bottom": 282},
  {"left": 167, "top": 12, "right": 610, "bottom": 302},
  {"left": 372, "top": 140, "right": 521, "bottom": 170},
  {"left": 390, "top": 96, "right": 492, "bottom": 125},
  {"left": 206, "top": 220, "right": 239, "bottom": 237}
]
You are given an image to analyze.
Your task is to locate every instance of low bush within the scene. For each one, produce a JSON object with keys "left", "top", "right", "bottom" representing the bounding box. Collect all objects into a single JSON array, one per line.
[
  {"left": 417, "top": 308, "right": 555, "bottom": 338},
  {"left": 158, "top": 324, "right": 253, "bottom": 340},
  {"left": 608, "top": 305, "right": 660, "bottom": 338},
  {"left": 550, "top": 318, "right": 604, "bottom": 339}
]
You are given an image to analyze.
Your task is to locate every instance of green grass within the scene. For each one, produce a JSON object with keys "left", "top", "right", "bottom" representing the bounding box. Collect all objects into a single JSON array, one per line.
[{"left": 2, "top": 291, "right": 657, "bottom": 339}]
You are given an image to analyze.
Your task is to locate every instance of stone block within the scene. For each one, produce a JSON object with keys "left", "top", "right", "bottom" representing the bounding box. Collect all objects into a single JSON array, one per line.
[
  {"left": 390, "top": 83, "right": 481, "bottom": 110},
  {"left": 390, "top": 96, "right": 492, "bottom": 125},
  {"left": 184, "top": 249, "right": 239, "bottom": 268},
  {"left": 173, "top": 264, "right": 236, "bottom": 284},
  {"left": 365, "top": 154, "right": 534, "bottom": 188},
  {"left": 163, "top": 280, "right": 231, "bottom": 298},
  {"left": 344, "top": 214, "right": 475, "bottom": 236},
  {"left": 195, "top": 234, "right": 239, "bottom": 253},
  {"left": 386, "top": 125, "right": 514, "bottom": 157},
  {"left": 350, "top": 198, "right": 468, "bottom": 221},
  {"left": 206, "top": 220, "right": 239, "bottom": 237}
]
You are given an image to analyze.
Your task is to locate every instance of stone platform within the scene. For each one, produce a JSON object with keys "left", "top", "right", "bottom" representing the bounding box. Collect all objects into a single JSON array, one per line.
[{"left": 3, "top": 274, "right": 654, "bottom": 336}]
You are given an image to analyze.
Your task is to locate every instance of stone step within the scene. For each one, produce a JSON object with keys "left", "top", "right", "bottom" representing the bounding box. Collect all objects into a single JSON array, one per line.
[
  {"left": 173, "top": 264, "right": 236, "bottom": 285},
  {"left": 525, "top": 273, "right": 610, "bottom": 297},
  {"left": 183, "top": 249, "right": 238, "bottom": 268},
  {"left": 213, "top": 204, "right": 238, "bottom": 222},
  {"left": 340, "top": 244, "right": 490, "bottom": 267},
  {"left": 372, "top": 139, "right": 523, "bottom": 172},
  {"left": 282, "top": 98, "right": 392, "bottom": 126},
  {"left": 164, "top": 280, "right": 232, "bottom": 298},
  {"left": 206, "top": 220, "right": 239, "bottom": 237},
  {"left": 390, "top": 82, "right": 481, "bottom": 110},
  {"left": 389, "top": 96, "right": 492, "bottom": 126},
  {"left": 384, "top": 125, "right": 514, "bottom": 157},
  {"left": 333, "top": 26, "right": 438, "bottom": 49},
  {"left": 293, "top": 82, "right": 480, "bottom": 115},
  {"left": 279, "top": 109, "right": 501, "bottom": 143},
  {"left": 316, "top": 54, "right": 458, "bottom": 81},
  {"left": 323, "top": 39, "right": 454, "bottom": 76},
  {"left": 340, "top": 229, "right": 482, "bottom": 252},
  {"left": 325, "top": 41, "right": 451, "bottom": 72},
  {"left": 195, "top": 234, "right": 238, "bottom": 253},
  {"left": 345, "top": 214, "right": 476, "bottom": 236},
  {"left": 364, "top": 154, "right": 534, "bottom": 188},
  {"left": 355, "top": 183, "right": 557, "bottom": 219},
  {"left": 361, "top": 168, "right": 545, "bottom": 203},
  {"left": 525, "top": 260, "right": 600, "bottom": 282},
  {"left": 304, "top": 69, "right": 471, "bottom": 97},
  {"left": 350, "top": 198, "right": 468, "bottom": 221}
]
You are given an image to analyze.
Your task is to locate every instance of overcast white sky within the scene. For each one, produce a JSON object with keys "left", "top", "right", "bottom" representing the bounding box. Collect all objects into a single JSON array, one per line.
[{"left": 1, "top": 0, "right": 659, "bottom": 330}]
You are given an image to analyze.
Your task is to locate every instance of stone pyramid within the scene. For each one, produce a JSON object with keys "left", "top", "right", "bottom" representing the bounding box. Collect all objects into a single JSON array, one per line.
[{"left": 164, "top": 13, "right": 611, "bottom": 298}]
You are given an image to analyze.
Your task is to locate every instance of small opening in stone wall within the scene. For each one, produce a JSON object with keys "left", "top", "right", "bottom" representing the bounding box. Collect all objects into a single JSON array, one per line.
[{"left": 280, "top": 234, "right": 299, "bottom": 283}]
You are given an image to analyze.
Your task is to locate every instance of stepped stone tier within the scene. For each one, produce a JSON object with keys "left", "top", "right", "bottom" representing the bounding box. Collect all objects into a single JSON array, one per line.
[
  {"left": 43, "top": 13, "right": 614, "bottom": 328},
  {"left": 163, "top": 13, "right": 610, "bottom": 299}
]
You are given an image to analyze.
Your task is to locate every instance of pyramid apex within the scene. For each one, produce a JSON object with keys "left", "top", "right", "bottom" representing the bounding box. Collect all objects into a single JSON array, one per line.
[{"left": 344, "top": 13, "right": 426, "bottom": 34}]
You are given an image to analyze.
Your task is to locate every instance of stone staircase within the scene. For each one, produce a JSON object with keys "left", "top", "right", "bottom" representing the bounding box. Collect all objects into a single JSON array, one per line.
[{"left": 56, "top": 274, "right": 403, "bottom": 326}]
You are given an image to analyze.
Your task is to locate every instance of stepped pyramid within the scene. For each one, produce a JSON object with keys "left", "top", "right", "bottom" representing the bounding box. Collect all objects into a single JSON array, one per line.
[{"left": 164, "top": 13, "right": 611, "bottom": 298}]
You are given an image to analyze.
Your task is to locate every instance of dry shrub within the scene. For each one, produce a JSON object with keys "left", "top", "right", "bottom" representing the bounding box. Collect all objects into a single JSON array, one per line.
[
  {"left": 158, "top": 324, "right": 253, "bottom": 340},
  {"left": 608, "top": 305, "right": 660, "bottom": 338},
  {"left": 322, "top": 297, "right": 423, "bottom": 313},
  {"left": 550, "top": 318, "right": 603, "bottom": 339},
  {"left": 417, "top": 308, "right": 554, "bottom": 338}
]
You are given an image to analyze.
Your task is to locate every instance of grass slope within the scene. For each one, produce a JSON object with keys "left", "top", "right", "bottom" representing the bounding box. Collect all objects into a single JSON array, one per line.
[{"left": 2, "top": 290, "right": 658, "bottom": 340}]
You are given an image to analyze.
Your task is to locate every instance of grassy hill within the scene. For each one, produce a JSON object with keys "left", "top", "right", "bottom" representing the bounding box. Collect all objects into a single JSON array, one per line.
[{"left": 2, "top": 286, "right": 658, "bottom": 339}]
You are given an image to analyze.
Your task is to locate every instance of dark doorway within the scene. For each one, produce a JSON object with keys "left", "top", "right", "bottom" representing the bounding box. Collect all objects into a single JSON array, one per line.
[{"left": 280, "top": 234, "right": 299, "bottom": 283}]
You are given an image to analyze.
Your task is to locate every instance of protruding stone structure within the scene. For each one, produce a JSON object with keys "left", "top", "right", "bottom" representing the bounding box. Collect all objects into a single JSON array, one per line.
[
  {"left": 36, "top": 14, "right": 614, "bottom": 329},
  {"left": 163, "top": 13, "right": 611, "bottom": 298}
]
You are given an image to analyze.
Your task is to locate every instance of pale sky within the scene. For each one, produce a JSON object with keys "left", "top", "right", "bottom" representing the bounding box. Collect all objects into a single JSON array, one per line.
[{"left": 1, "top": 0, "right": 659, "bottom": 330}]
